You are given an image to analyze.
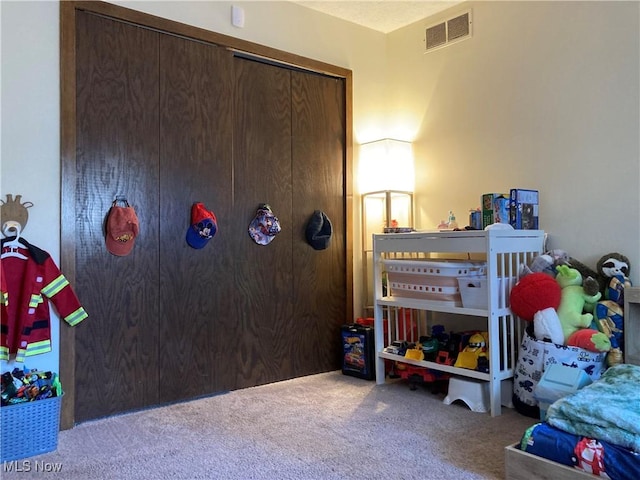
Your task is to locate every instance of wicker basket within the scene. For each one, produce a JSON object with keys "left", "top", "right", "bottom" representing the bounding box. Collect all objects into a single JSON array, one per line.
[{"left": 1, "top": 394, "right": 63, "bottom": 462}]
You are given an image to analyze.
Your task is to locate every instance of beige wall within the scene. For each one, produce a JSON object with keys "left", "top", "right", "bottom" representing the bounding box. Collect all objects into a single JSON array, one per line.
[
  {"left": 388, "top": 1, "right": 639, "bottom": 275},
  {"left": 1, "top": 1, "right": 639, "bottom": 372}
]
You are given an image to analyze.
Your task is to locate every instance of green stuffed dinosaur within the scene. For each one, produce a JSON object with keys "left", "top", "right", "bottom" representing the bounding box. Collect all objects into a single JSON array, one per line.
[{"left": 555, "top": 265, "right": 611, "bottom": 352}]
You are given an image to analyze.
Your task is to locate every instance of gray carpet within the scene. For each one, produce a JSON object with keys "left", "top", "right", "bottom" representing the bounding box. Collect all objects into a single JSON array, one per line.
[{"left": 2, "top": 371, "right": 536, "bottom": 479}]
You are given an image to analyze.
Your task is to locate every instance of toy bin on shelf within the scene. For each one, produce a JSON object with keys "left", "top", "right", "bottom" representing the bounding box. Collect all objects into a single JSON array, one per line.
[
  {"left": 0, "top": 394, "right": 63, "bottom": 462},
  {"left": 457, "top": 276, "right": 516, "bottom": 310},
  {"left": 458, "top": 277, "right": 488, "bottom": 309},
  {"left": 384, "top": 259, "right": 486, "bottom": 306}
]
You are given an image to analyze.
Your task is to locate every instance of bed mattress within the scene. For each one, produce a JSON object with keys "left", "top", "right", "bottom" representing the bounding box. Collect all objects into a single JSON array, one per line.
[{"left": 519, "top": 422, "right": 640, "bottom": 479}]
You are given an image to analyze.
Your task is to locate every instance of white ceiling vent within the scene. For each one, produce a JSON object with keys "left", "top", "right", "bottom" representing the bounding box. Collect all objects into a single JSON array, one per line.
[{"left": 425, "top": 10, "right": 472, "bottom": 53}]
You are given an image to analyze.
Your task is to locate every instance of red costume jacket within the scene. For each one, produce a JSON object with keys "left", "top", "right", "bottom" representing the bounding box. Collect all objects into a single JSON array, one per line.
[{"left": 1, "top": 237, "right": 88, "bottom": 362}]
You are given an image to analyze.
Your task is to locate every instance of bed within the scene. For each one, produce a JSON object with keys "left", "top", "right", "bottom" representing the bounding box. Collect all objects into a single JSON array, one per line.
[{"left": 505, "top": 363, "right": 640, "bottom": 479}]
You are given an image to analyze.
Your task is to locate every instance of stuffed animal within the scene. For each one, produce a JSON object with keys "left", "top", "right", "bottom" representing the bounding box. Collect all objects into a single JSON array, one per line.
[
  {"left": 567, "top": 329, "right": 611, "bottom": 352},
  {"left": 555, "top": 265, "right": 610, "bottom": 352},
  {"left": 532, "top": 307, "right": 565, "bottom": 345},
  {"left": 594, "top": 280, "right": 630, "bottom": 366},
  {"left": 597, "top": 253, "right": 630, "bottom": 289},
  {"left": 519, "top": 249, "right": 570, "bottom": 278},
  {"left": 510, "top": 273, "right": 564, "bottom": 344},
  {"left": 594, "top": 300, "right": 624, "bottom": 345},
  {"left": 570, "top": 253, "right": 630, "bottom": 298}
]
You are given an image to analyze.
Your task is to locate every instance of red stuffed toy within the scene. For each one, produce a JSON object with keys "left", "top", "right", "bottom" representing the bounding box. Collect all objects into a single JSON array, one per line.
[
  {"left": 567, "top": 329, "right": 611, "bottom": 352},
  {"left": 510, "top": 273, "right": 564, "bottom": 344},
  {"left": 510, "top": 273, "right": 562, "bottom": 320}
]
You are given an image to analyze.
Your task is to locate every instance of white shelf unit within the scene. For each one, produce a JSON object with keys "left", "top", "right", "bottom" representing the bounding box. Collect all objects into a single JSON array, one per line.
[{"left": 373, "top": 229, "right": 545, "bottom": 416}]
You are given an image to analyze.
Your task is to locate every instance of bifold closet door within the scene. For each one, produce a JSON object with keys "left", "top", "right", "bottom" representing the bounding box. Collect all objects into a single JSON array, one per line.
[
  {"left": 231, "top": 57, "right": 347, "bottom": 386},
  {"left": 231, "top": 57, "right": 295, "bottom": 388},
  {"left": 71, "top": 9, "right": 347, "bottom": 422},
  {"left": 291, "top": 71, "right": 346, "bottom": 375},
  {"left": 157, "top": 34, "right": 235, "bottom": 402},
  {"left": 74, "top": 12, "right": 161, "bottom": 422}
]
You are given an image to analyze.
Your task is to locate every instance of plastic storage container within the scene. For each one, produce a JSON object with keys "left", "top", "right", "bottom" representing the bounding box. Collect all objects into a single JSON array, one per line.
[
  {"left": 534, "top": 364, "right": 592, "bottom": 420},
  {"left": 1, "top": 394, "right": 63, "bottom": 462},
  {"left": 341, "top": 324, "right": 376, "bottom": 380}
]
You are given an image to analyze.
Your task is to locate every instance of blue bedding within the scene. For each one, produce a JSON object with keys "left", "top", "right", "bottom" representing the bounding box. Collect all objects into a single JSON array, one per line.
[{"left": 520, "top": 422, "right": 640, "bottom": 479}]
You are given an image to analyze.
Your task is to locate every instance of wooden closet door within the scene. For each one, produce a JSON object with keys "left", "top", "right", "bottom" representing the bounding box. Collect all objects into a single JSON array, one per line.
[
  {"left": 157, "top": 34, "right": 235, "bottom": 402},
  {"left": 231, "top": 57, "right": 295, "bottom": 388},
  {"left": 69, "top": 6, "right": 348, "bottom": 423},
  {"left": 74, "top": 12, "right": 160, "bottom": 422},
  {"left": 291, "top": 72, "right": 347, "bottom": 374}
]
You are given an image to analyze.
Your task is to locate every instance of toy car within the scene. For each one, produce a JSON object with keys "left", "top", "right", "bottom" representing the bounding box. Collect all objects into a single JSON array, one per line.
[{"left": 383, "top": 340, "right": 408, "bottom": 356}]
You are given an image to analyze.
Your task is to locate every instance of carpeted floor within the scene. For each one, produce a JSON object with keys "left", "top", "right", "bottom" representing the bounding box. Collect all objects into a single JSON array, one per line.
[{"left": 1, "top": 371, "right": 536, "bottom": 479}]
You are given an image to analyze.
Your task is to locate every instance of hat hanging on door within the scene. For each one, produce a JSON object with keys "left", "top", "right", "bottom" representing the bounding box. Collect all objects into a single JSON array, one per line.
[
  {"left": 248, "top": 204, "right": 281, "bottom": 245},
  {"left": 105, "top": 197, "right": 139, "bottom": 256},
  {"left": 186, "top": 202, "right": 218, "bottom": 249},
  {"left": 305, "top": 210, "right": 332, "bottom": 250}
]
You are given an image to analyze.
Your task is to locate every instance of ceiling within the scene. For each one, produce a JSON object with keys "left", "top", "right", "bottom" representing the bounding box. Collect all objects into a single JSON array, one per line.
[{"left": 293, "top": 1, "right": 463, "bottom": 34}]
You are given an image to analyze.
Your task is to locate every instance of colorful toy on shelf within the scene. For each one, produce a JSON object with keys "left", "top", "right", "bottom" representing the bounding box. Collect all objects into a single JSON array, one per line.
[
  {"left": 419, "top": 336, "right": 440, "bottom": 361},
  {"left": 404, "top": 344, "right": 424, "bottom": 361},
  {"left": 454, "top": 332, "right": 488, "bottom": 371},
  {"left": 383, "top": 340, "right": 408, "bottom": 356}
]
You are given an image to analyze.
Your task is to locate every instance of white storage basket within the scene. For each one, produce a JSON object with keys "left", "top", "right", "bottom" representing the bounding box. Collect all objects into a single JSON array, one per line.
[{"left": 384, "top": 259, "right": 486, "bottom": 305}]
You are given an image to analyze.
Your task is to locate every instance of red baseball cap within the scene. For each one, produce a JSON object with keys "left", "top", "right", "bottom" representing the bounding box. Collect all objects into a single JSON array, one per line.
[{"left": 106, "top": 205, "right": 139, "bottom": 256}]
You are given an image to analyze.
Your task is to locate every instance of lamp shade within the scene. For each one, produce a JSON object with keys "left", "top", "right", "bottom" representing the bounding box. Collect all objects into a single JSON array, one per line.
[{"left": 358, "top": 139, "right": 414, "bottom": 193}]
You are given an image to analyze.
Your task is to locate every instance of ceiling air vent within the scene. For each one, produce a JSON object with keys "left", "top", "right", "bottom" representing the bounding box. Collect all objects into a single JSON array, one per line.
[{"left": 425, "top": 10, "right": 472, "bottom": 53}]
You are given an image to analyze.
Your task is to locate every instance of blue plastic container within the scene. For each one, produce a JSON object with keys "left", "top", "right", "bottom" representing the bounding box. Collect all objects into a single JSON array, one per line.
[
  {"left": 1, "top": 394, "right": 62, "bottom": 462},
  {"left": 534, "top": 365, "right": 591, "bottom": 420}
]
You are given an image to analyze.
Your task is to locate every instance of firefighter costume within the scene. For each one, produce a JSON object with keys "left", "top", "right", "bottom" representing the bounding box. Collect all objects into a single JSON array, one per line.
[{"left": 1, "top": 237, "right": 88, "bottom": 362}]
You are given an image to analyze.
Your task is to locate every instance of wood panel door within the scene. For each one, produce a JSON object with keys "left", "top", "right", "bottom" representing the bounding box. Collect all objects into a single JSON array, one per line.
[
  {"left": 74, "top": 11, "right": 161, "bottom": 422},
  {"left": 231, "top": 58, "right": 347, "bottom": 386},
  {"left": 231, "top": 57, "right": 295, "bottom": 388},
  {"left": 291, "top": 71, "right": 347, "bottom": 374},
  {"left": 69, "top": 6, "right": 348, "bottom": 424},
  {"left": 156, "top": 32, "right": 235, "bottom": 403}
]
